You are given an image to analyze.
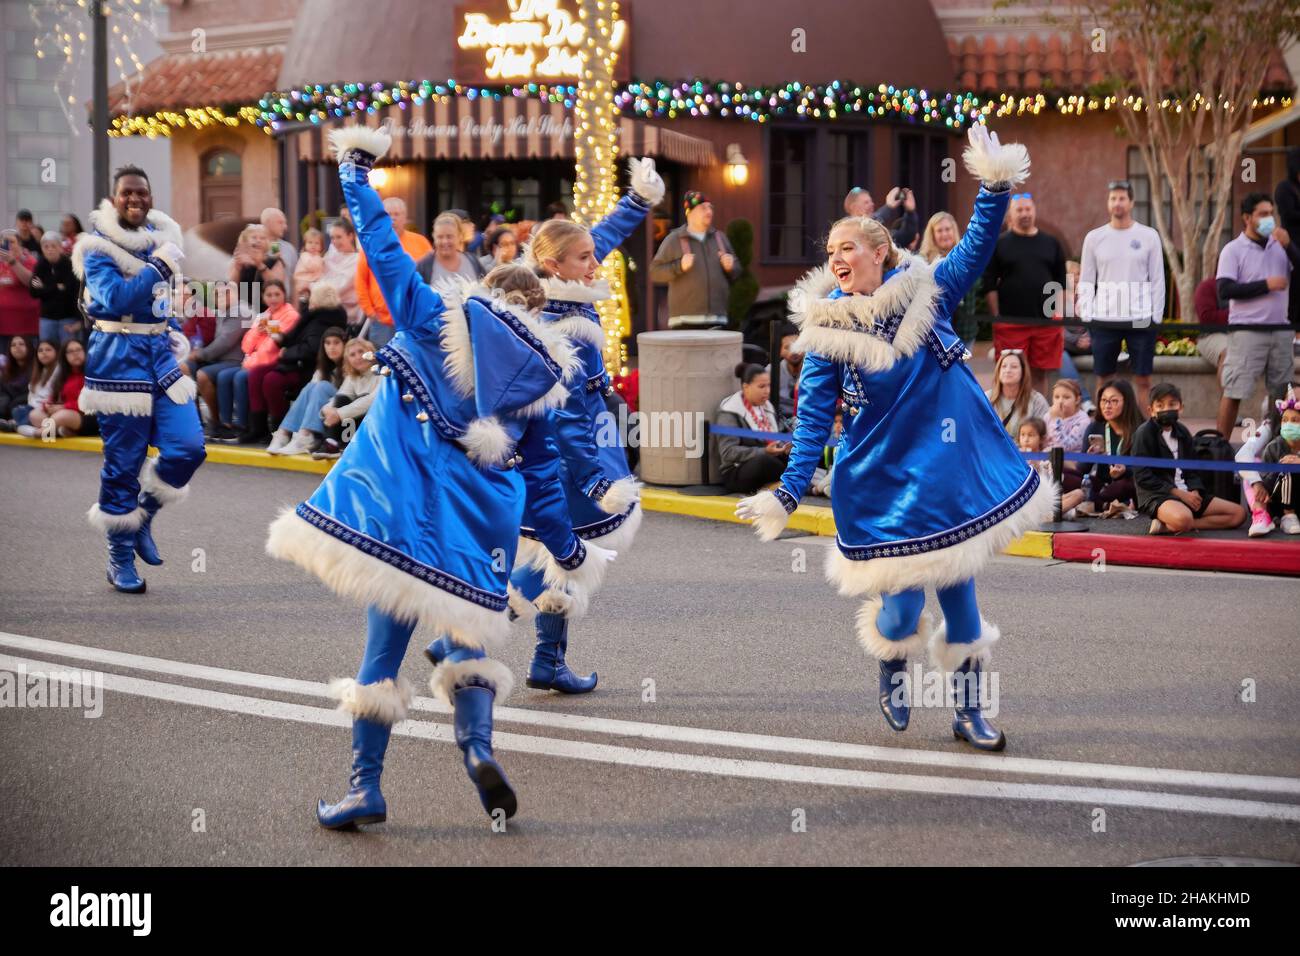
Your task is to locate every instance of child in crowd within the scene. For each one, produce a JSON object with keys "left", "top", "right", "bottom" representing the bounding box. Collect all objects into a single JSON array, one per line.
[
  {"left": 1247, "top": 390, "right": 1300, "bottom": 536},
  {"left": 1133, "top": 382, "right": 1246, "bottom": 535},
  {"left": 0, "top": 335, "right": 32, "bottom": 427},
  {"left": 311, "top": 337, "right": 378, "bottom": 460},
  {"left": 1045, "top": 376, "right": 1089, "bottom": 496},
  {"left": 20, "top": 338, "right": 94, "bottom": 438},
  {"left": 5, "top": 339, "right": 60, "bottom": 436},
  {"left": 268, "top": 326, "right": 347, "bottom": 456},
  {"left": 1020, "top": 416, "right": 1085, "bottom": 516},
  {"left": 292, "top": 228, "right": 326, "bottom": 311}
]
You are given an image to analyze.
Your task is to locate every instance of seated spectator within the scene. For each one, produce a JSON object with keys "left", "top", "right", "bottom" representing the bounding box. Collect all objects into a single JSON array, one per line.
[
  {"left": 321, "top": 219, "right": 360, "bottom": 328},
  {"left": 1239, "top": 380, "right": 1292, "bottom": 533},
  {"left": 1079, "top": 379, "right": 1144, "bottom": 516},
  {"left": 29, "top": 234, "right": 82, "bottom": 345},
  {"left": 714, "top": 363, "right": 789, "bottom": 494},
  {"left": 808, "top": 405, "right": 843, "bottom": 497},
  {"left": 986, "top": 349, "right": 1050, "bottom": 437},
  {"left": 195, "top": 282, "right": 254, "bottom": 442},
  {"left": 237, "top": 279, "right": 300, "bottom": 444},
  {"left": 1193, "top": 275, "right": 1229, "bottom": 386},
  {"left": 3, "top": 339, "right": 59, "bottom": 435},
  {"left": 1020, "top": 416, "right": 1085, "bottom": 517},
  {"left": 20, "top": 338, "right": 94, "bottom": 438},
  {"left": 177, "top": 282, "right": 216, "bottom": 352},
  {"left": 258, "top": 282, "right": 347, "bottom": 441},
  {"left": 292, "top": 228, "right": 327, "bottom": 311},
  {"left": 1134, "top": 382, "right": 1247, "bottom": 534},
  {"left": 268, "top": 326, "right": 348, "bottom": 456},
  {"left": 0, "top": 335, "right": 33, "bottom": 427},
  {"left": 311, "top": 337, "right": 378, "bottom": 460},
  {"left": 765, "top": 323, "right": 802, "bottom": 428},
  {"left": 1247, "top": 389, "right": 1300, "bottom": 536}
]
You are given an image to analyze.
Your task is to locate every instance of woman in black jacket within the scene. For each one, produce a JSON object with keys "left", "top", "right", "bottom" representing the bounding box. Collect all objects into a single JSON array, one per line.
[
  {"left": 0, "top": 335, "right": 32, "bottom": 425},
  {"left": 273, "top": 282, "right": 348, "bottom": 381},
  {"left": 30, "top": 235, "right": 82, "bottom": 344}
]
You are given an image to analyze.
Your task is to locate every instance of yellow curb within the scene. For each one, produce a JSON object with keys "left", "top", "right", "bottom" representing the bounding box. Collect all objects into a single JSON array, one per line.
[
  {"left": 2, "top": 435, "right": 1052, "bottom": 558},
  {"left": 0, "top": 431, "right": 332, "bottom": 475}
]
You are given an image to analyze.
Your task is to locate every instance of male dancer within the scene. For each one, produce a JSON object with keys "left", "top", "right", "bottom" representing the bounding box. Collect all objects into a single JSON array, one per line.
[{"left": 73, "top": 165, "right": 205, "bottom": 592}]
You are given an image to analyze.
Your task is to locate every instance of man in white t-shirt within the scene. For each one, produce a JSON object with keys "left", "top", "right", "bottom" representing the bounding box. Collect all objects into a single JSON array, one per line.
[{"left": 1078, "top": 180, "right": 1166, "bottom": 409}]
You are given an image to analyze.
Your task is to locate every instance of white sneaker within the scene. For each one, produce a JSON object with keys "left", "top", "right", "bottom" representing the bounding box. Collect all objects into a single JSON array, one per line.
[
  {"left": 1248, "top": 511, "right": 1275, "bottom": 537},
  {"left": 266, "top": 429, "right": 292, "bottom": 454},
  {"left": 16, "top": 424, "right": 38, "bottom": 438},
  {"left": 279, "top": 430, "right": 317, "bottom": 456},
  {"left": 1281, "top": 513, "right": 1300, "bottom": 535}
]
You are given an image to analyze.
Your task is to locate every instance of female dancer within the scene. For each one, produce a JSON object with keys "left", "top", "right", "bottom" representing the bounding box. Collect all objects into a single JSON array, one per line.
[
  {"left": 458, "top": 158, "right": 664, "bottom": 694},
  {"left": 268, "top": 126, "right": 613, "bottom": 827},
  {"left": 737, "top": 126, "right": 1053, "bottom": 751}
]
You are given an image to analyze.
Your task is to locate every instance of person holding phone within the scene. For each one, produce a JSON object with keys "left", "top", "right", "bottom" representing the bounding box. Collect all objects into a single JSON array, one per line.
[
  {"left": 714, "top": 363, "right": 789, "bottom": 494},
  {"left": 1078, "top": 379, "right": 1144, "bottom": 515},
  {"left": 0, "top": 229, "right": 40, "bottom": 354}
]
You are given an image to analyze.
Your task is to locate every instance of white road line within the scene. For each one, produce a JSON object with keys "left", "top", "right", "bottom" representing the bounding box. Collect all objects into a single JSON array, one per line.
[
  {"left": 3, "top": 631, "right": 1298, "bottom": 797},
  {"left": 2, "top": 651, "right": 1297, "bottom": 824}
]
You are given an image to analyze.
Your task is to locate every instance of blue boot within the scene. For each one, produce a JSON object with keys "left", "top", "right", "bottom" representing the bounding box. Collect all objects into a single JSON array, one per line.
[
  {"left": 878, "top": 658, "right": 910, "bottom": 731},
  {"left": 453, "top": 684, "right": 517, "bottom": 819},
  {"left": 317, "top": 717, "right": 392, "bottom": 829},
  {"left": 951, "top": 660, "right": 1006, "bottom": 752},
  {"left": 135, "top": 493, "right": 164, "bottom": 566},
  {"left": 106, "top": 529, "right": 146, "bottom": 593},
  {"left": 525, "top": 612, "right": 597, "bottom": 693}
]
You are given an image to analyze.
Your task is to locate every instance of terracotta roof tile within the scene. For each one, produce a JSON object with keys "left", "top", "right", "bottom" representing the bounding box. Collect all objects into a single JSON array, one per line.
[{"left": 107, "top": 47, "right": 284, "bottom": 117}]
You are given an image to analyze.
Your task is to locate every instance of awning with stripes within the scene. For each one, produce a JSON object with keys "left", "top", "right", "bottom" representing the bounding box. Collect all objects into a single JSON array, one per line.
[{"left": 286, "top": 95, "right": 716, "bottom": 167}]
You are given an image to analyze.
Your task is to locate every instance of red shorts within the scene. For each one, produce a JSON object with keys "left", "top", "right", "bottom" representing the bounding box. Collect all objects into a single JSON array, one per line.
[{"left": 993, "top": 323, "right": 1064, "bottom": 371}]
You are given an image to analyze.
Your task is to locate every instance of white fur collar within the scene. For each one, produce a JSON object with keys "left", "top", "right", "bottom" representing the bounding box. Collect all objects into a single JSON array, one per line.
[
  {"left": 71, "top": 198, "right": 183, "bottom": 280},
  {"left": 541, "top": 277, "right": 611, "bottom": 304},
  {"left": 788, "top": 256, "right": 940, "bottom": 372},
  {"left": 549, "top": 313, "right": 607, "bottom": 348}
]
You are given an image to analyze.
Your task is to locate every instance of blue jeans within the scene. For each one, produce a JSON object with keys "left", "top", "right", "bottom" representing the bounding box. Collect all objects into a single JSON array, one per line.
[
  {"left": 214, "top": 364, "right": 250, "bottom": 427},
  {"left": 280, "top": 379, "right": 337, "bottom": 434},
  {"left": 40, "top": 317, "right": 82, "bottom": 344},
  {"left": 9, "top": 403, "right": 32, "bottom": 425}
]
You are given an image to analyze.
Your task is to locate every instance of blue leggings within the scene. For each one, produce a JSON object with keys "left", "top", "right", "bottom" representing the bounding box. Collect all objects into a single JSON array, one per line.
[
  {"left": 279, "top": 380, "right": 336, "bottom": 434},
  {"left": 214, "top": 364, "right": 250, "bottom": 427},
  {"left": 98, "top": 395, "right": 206, "bottom": 516},
  {"left": 877, "top": 578, "right": 981, "bottom": 645},
  {"left": 358, "top": 606, "right": 484, "bottom": 687}
]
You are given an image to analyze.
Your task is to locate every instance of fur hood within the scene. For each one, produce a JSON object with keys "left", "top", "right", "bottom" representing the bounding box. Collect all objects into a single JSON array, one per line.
[
  {"left": 540, "top": 276, "right": 611, "bottom": 304},
  {"left": 71, "top": 198, "right": 183, "bottom": 280},
  {"left": 788, "top": 254, "right": 941, "bottom": 372}
]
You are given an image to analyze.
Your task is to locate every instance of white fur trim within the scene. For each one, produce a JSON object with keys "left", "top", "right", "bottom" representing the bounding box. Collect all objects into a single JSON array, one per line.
[
  {"left": 855, "top": 596, "right": 932, "bottom": 661},
  {"left": 533, "top": 588, "right": 575, "bottom": 615},
  {"left": 963, "top": 134, "right": 1030, "bottom": 188},
  {"left": 73, "top": 199, "right": 183, "bottom": 280},
  {"left": 627, "top": 156, "right": 666, "bottom": 206},
  {"left": 138, "top": 456, "right": 190, "bottom": 505},
  {"left": 515, "top": 538, "right": 616, "bottom": 619},
  {"left": 507, "top": 583, "right": 538, "bottom": 621},
  {"left": 736, "top": 489, "right": 791, "bottom": 542},
  {"left": 86, "top": 503, "right": 146, "bottom": 532},
  {"left": 513, "top": 380, "right": 572, "bottom": 418},
  {"left": 164, "top": 373, "right": 197, "bottom": 407},
  {"left": 549, "top": 314, "right": 608, "bottom": 348},
  {"left": 428, "top": 658, "right": 515, "bottom": 705},
  {"left": 461, "top": 416, "right": 514, "bottom": 467},
  {"left": 929, "top": 618, "right": 1000, "bottom": 673},
  {"left": 825, "top": 476, "right": 1055, "bottom": 596},
  {"left": 168, "top": 329, "right": 191, "bottom": 363},
  {"left": 328, "top": 125, "right": 393, "bottom": 163},
  {"left": 597, "top": 476, "right": 641, "bottom": 515},
  {"left": 327, "top": 676, "right": 413, "bottom": 724},
  {"left": 525, "top": 311, "right": 582, "bottom": 383},
  {"left": 78, "top": 387, "right": 154, "bottom": 417},
  {"left": 514, "top": 505, "right": 641, "bottom": 619},
  {"left": 542, "top": 540, "right": 616, "bottom": 594},
  {"left": 265, "top": 508, "right": 510, "bottom": 651},
  {"left": 790, "top": 260, "right": 940, "bottom": 371},
  {"left": 586, "top": 501, "right": 642, "bottom": 553},
  {"left": 539, "top": 277, "right": 611, "bottom": 304},
  {"left": 437, "top": 297, "right": 476, "bottom": 398}
]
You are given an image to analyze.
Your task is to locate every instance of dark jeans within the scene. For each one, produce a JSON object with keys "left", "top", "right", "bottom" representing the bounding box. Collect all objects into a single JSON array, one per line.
[{"left": 722, "top": 452, "right": 786, "bottom": 495}]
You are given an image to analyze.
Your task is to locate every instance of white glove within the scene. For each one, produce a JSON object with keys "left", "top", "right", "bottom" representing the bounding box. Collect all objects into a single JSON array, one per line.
[
  {"left": 735, "top": 490, "right": 791, "bottom": 542},
  {"left": 151, "top": 241, "right": 185, "bottom": 275},
  {"left": 169, "top": 329, "right": 191, "bottom": 362},
  {"left": 628, "top": 156, "right": 666, "bottom": 206},
  {"left": 962, "top": 123, "right": 1030, "bottom": 189}
]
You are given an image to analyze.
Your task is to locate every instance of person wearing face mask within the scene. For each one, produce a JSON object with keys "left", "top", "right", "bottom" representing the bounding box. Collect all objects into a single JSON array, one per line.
[
  {"left": 1132, "top": 382, "right": 1247, "bottom": 535},
  {"left": 1249, "top": 390, "right": 1300, "bottom": 535},
  {"left": 1215, "top": 193, "right": 1300, "bottom": 438},
  {"left": 736, "top": 126, "right": 1054, "bottom": 753}
]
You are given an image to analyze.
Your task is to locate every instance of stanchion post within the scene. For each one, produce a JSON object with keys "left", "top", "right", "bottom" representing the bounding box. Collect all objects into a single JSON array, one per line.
[
  {"left": 701, "top": 421, "right": 711, "bottom": 486},
  {"left": 1041, "top": 445, "right": 1087, "bottom": 533}
]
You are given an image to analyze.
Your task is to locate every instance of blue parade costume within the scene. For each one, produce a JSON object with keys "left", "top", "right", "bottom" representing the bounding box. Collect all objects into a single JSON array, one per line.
[
  {"left": 738, "top": 128, "right": 1053, "bottom": 750},
  {"left": 71, "top": 199, "right": 205, "bottom": 593},
  {"left": 267, "top": 126, "right": 613, "bottom": 826},
  {"left": 506, "top": 162, "right": 664, "bottom": 693}
]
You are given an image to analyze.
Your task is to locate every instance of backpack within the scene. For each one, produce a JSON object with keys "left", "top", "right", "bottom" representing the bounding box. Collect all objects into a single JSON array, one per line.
[{"left": 1192, "top": 428, "right": 1239, "bottom": 502}]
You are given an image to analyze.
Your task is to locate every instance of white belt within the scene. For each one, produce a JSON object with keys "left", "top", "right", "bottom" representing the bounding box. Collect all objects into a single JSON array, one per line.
[{"left": 94, "top": 320, "right": 169, "bottom": 335}]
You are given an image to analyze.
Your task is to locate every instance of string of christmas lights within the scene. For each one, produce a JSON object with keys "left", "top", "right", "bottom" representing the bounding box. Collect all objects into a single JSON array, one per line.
[{"left": 31, "top": 0, "right": 159, "bottom": 135}]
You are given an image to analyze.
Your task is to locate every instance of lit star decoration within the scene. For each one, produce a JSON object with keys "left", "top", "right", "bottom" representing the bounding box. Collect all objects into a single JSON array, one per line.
[
  {"left": 572, "top": 0, "right": 627, "bottom": 375},
  {"left": 31, "top": 0, "right": 160, "bottom": 135}
]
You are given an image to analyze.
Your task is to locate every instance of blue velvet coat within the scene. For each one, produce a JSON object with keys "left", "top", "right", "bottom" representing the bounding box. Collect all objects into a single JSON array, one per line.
[{"left": 774, "top": 186, "right": 1054, "bottom": 596}]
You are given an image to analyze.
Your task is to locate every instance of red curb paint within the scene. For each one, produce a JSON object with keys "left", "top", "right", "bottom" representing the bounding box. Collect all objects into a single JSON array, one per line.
[{"left": 1052, "top": 532, "right": 1300, "bottom": 576}]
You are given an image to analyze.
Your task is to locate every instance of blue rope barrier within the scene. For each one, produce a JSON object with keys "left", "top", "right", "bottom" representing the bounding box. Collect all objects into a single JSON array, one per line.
[{"left": 708, "top": 424, "right": 1300, "bottom": 474}]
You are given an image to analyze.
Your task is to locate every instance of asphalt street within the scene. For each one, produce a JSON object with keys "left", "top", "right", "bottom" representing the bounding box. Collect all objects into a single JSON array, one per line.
[{"left": 1, "top": 442, "right": 1298, "bottom": 865}]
